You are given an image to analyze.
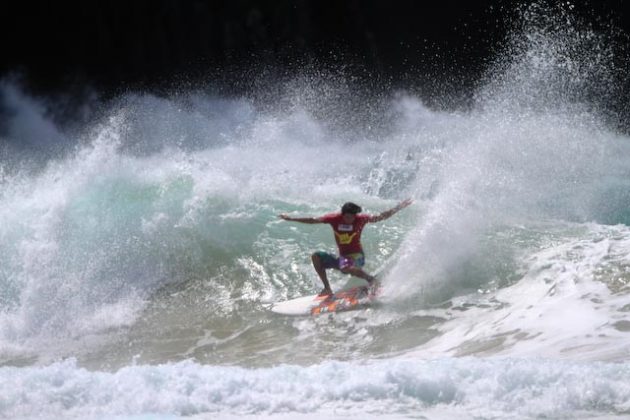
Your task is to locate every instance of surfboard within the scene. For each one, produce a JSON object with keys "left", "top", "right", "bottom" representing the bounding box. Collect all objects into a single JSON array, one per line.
[{"left": 270, "top": 285, "right": 380, "bottom": 316}]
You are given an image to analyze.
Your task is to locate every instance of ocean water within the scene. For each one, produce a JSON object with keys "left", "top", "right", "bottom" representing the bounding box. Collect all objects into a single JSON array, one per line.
[{"left": 1, "top": 4, "right": 630, "bottom": 419}]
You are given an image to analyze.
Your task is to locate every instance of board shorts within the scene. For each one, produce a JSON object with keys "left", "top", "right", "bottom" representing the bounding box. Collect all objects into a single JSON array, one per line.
[{"left": 315, "top": 251, "right": 365, "bottom": 270}]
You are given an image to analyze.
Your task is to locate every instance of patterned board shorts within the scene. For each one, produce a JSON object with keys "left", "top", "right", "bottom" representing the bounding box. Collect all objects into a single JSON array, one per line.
[{"left": 315, "top": 251, "right": 365, "bottom": 270}]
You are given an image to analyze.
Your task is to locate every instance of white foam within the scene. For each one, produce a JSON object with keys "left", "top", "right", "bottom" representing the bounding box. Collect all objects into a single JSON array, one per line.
[
  {"left": 1, "top": 357, "right": 629, "bottom": 419},
  {"left": 404, "top": 223, "right": 630, "bottom": 361}
]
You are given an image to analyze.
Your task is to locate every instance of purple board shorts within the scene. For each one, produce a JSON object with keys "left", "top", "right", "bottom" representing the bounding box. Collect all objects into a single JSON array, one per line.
[{"left": 315, "top": 251, "right": 365, "bottom": 270}]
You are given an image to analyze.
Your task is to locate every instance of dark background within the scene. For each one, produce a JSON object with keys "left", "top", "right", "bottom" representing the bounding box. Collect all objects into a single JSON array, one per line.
[{"left": 1, "top": 0, "right": 630, "bottom": 97}]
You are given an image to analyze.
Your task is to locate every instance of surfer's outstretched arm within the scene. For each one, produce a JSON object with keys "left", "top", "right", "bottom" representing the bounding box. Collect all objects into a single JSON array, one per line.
[
  {"left": 278, "top": 214, "right": 324, "bottom": 224},
  {"left": 369, "top": 198, "right": 413, "bottom": 222}
]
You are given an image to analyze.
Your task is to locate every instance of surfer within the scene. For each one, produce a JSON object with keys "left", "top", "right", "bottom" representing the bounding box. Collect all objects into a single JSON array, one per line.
[{"left": 279, "top": 199, "right": 412, "bottom": 295}]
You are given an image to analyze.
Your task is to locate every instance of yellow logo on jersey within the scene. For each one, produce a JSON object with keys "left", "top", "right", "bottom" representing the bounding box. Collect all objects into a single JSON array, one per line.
[{"left": 335, "top": 232, "right": 358, "bottom": 245}]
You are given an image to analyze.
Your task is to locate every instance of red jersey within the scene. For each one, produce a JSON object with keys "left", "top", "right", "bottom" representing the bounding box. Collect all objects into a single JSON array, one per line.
[{"left": 318, "top": 213, "right": 372, "bottom": 256}]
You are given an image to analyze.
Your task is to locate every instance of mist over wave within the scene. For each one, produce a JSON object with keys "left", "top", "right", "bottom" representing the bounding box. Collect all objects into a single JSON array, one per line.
[{"left": 386, "top": 3, "right": 630, "bottom": 302}]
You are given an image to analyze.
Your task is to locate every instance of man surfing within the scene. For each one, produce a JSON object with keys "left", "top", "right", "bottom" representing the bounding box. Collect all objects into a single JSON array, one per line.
[{"left": 279, "top": 199, "right": 412, "bottom": 296}]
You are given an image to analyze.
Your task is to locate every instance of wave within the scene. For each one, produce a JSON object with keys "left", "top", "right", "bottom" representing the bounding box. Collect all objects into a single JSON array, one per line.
[
  {"left": 0, "top": 2, "right": 629, "bottom": 372},
  {"left": 1, "top": 357, "right": 629, "bottom": 419}
]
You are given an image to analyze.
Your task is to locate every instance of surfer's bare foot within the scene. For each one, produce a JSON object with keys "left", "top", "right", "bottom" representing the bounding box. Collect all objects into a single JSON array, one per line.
[
  {"left": 368, "top": 279, "right": 380, "bottom": 292},
  {"left": 318, "top": 288, "right": 333, "bottom": 296}
]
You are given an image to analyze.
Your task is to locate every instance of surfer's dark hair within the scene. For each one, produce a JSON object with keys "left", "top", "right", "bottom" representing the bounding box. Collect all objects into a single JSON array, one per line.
[{"left": 341, "top": 202, "right": 362, "bottom": 215}]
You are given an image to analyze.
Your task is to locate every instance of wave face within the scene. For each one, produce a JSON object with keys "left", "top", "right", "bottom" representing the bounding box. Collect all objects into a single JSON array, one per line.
[{"left": 1, "top": 3, "right": 630, "bottom": 419}]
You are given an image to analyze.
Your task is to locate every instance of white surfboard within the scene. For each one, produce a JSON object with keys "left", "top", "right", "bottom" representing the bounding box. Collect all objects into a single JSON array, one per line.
[
  {"left": 269, "top": 283, "right": 380, "bottom": 316},
  {"left": 269, "top": 293, "right": 329, "bottom": 316}
]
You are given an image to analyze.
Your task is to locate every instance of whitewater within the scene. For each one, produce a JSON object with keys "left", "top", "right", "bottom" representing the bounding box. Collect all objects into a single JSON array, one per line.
[{"left": 2, "top": 4, "right": 630, "bottom": 419}]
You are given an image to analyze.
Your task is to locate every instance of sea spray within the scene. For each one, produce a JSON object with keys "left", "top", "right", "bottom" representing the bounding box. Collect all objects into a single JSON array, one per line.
[{"left": 384, "top": 2, "right": 630, "bottom": 303}]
